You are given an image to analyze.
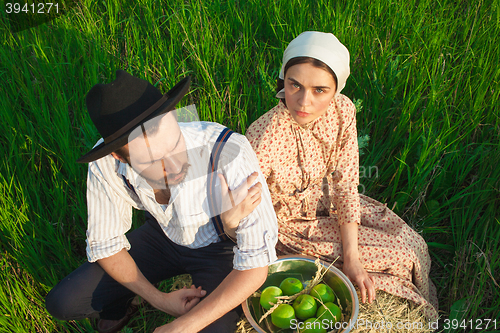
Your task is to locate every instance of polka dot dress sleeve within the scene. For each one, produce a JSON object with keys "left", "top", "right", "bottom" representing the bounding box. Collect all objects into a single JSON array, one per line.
[
  {"left": 245, "top": 110, "right": 276, "bottom": 179},
  {"left": 329, "top": 96, "right": 361, "bottom": 226}
]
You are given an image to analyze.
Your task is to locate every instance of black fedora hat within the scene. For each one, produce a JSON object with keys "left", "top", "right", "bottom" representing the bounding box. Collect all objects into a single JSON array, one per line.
[{"left": 77, "top": 70, "right": 191, "bottom": 163}]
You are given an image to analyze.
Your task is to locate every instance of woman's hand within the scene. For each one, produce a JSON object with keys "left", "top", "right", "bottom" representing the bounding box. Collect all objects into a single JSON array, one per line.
[
  {"left": 218, "top": 172, "right": 263, "bottom": 239},
  {"left": 342, "top": 257, "right": 376, "bottom": 303}
]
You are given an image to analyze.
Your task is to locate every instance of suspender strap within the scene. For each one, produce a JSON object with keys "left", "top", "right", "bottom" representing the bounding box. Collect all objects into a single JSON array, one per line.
[
  {"left": 122, "top": 175, "right": 137, "bottom": 195},
  {"left": 207, "top": 128, "right": 234, "bottom": 242}
]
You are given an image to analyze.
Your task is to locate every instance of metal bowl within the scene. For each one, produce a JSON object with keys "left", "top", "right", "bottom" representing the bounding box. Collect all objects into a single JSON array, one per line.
[{"left": 242, "top": 255, "right": 359, "bottom": 333}]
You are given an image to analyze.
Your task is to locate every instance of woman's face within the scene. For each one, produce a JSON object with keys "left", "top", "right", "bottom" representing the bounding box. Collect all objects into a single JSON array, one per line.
[{"left": 284, "top": 62, "right": 337, "bottom": 125}]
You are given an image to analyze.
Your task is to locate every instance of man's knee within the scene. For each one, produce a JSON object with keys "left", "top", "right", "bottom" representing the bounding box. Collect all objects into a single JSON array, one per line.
[
  {"left": 46, "top": 281, "right": 101, "bottom": 321},
  {"left": 45, "top": 261, "right": 109, "bottom": 320},
  {"left": 45, "top": 286, "right": 79, "bottom": 320},
  {"left": 45, "top": 266, "right": 102, "bottom": 321}
]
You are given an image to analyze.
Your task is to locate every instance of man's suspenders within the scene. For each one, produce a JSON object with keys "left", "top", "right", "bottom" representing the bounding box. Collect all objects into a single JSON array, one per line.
[{"left": 207, "top": 127, "right": 234, "bottom": 242}]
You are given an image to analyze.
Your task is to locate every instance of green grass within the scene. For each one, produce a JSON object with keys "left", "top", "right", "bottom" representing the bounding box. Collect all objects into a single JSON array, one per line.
[{"left": 0, "top": 0, "right": 499, "bottom": 331}]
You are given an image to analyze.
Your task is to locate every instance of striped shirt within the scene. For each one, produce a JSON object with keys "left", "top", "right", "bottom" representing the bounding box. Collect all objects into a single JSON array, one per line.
[{"left": 85, "top": 122, "right": 278, "bottom": 270}]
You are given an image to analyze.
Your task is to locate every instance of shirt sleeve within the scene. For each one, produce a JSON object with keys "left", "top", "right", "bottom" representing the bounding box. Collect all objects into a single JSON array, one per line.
[
  {"left": 329, "top": 96, "right": 361, "bottom": 226},
  {"left": 85, "top": 158, "right": 134, "bottom": 262},
  {"left": 221, "top": 135, "right": 278, "bottom": 270}
]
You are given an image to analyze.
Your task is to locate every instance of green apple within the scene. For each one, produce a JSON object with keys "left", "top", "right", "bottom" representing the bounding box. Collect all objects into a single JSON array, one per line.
[
  {"left": 279, "top": 277, "right": 304, "bottom": 296},
  {"left": 259, "top": 286, "right": 283, "bottom": 310},
  {"left": 309, "top": 283, "right": 336, "bottom": 303},
  {"left": 293, "top": 294, "right": 318, "bottom": 320},
  {"left": 316, "top": 302, "right": 342, "bottom": 324},
  {"left": 300, "top": 317, "right": 327, "bottom": 333},
  {"left": 271, "top": 304, "right": 295, "bottom": 329}
]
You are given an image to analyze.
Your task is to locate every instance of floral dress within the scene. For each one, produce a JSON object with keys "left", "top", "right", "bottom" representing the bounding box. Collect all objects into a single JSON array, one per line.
[{"left": 245, "top": 95, "right": 439, "bottom": 321}]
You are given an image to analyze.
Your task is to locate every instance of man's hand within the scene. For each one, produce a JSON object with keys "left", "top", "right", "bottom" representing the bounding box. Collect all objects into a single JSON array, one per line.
[
  {"left": 150, "top": 285, "right": 206, "bottom": 318},
  {"left": 219, "top": 172, "right": 262, "bottom": 239},
  {"left": 154, "top": 266, "right": 268, "bottom": 333},
  {"left": 97, "top": 250, "right": 207, "bottom": 318}
]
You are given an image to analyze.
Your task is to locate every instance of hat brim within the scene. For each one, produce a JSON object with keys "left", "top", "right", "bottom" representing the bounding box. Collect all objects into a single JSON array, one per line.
[{"left": 77, "top": 76, "right": 191, "bottom": 163}]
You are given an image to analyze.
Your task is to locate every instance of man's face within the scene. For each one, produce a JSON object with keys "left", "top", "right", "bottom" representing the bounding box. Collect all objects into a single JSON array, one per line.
[{"left": 127, "top": 112, "right": 189, "bottom": 189}]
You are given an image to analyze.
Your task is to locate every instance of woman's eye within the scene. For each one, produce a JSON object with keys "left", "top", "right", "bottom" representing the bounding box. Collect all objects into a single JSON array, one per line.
[
  {"left": 316, "top": 88, "right": 324, "bottom": 93},
  {"left": 292, "top": 83, "right": 300, "bottom": 89}
]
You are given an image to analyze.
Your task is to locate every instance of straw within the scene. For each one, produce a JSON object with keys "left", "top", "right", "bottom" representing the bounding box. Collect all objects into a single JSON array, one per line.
[{"left": 350, "top": 290, "right": 432, "bottom": 333}]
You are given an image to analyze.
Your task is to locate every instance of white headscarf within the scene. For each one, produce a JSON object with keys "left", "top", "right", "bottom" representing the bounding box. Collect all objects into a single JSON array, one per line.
[{"left": 276, "top": 31, "right": 350, "bottom": 98}]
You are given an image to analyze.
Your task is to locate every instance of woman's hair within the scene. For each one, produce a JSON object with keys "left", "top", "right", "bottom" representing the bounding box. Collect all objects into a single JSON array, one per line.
[{"left": 276, "top": 57, "right": 338, "bottom": 97}]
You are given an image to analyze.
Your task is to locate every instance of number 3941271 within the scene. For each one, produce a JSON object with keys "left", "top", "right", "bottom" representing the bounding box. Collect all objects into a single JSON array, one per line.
[
  {"left": 5, "top": 3, "right": 59, "bottom": 14},
  {"left": 443, "top": 319, "right": 497, "bottom": 330}
]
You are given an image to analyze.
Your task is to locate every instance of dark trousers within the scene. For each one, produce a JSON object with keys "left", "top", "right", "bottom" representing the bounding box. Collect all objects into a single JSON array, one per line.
[{"left": 45, "top": 212, "right": 241, "bottom": 333}]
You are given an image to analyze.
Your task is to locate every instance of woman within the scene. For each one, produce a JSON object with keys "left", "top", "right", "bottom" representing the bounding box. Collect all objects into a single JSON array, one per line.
[{"left": 245, "top": 31, "right": 438, "bottom": 320}]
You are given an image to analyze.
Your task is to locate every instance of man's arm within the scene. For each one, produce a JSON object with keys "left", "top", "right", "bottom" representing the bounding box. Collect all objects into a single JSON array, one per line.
[
  {"left": 153, "top": 266, "right": 268, "bottom": 333},
  {"left": 97, "top": 249, "right": 206, "bottom": 317}
]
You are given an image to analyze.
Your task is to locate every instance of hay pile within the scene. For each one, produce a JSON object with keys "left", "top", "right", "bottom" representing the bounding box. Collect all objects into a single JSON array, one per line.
[{"left": 349, "top": 290, "right": 431, "bottom": 333}]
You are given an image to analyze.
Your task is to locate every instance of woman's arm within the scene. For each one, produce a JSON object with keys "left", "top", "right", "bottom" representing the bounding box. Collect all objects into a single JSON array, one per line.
[
  {"left": 245, "top": 110, "right": 277, "bottom": 179},
  {"left": 339, "top": 222, "right": 376, "bottom": 303},
  {"left": 330, "top": 96, "right": 375, "bottom": 303}
]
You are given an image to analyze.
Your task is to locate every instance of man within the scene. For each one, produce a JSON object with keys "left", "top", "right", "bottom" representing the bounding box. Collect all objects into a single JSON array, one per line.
[{"left": 45, "top": 70, "right": 278, "bottom": 333}]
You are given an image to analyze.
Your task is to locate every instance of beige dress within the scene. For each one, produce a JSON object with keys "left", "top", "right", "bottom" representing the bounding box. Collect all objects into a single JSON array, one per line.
[{"left": 246, "top": 95, "right": 438, "bottom": 321}]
